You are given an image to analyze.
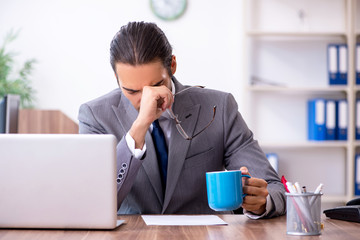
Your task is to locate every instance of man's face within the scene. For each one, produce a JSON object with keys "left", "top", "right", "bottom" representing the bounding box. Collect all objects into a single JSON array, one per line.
[{"left": 115, "top": 59, "right": 175, "bottom": 111}]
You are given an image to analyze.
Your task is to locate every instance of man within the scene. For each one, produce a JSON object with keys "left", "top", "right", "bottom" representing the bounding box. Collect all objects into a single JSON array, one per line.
[{"left": 78, "top": 22, "right": 286, "bottom": 218}]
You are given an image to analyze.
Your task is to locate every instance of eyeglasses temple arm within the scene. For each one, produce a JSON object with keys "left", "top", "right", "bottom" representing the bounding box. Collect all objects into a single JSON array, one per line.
[
  {"left": 166, "top": 109, "right": 181, "bottom": 124},
  {"left": 190, "top": 105, "right": 217, "bottom": 140},
  {"left": 173, "top": 85, "right": 205, "bottom": 96}
]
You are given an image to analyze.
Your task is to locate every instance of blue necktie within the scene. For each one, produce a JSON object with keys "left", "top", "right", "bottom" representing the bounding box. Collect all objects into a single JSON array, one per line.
[{"left": 151, "top": 120, "right": 168, "bottom": 189}]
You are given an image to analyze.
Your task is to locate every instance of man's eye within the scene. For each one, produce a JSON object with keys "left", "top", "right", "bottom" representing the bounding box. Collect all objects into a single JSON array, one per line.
[
  {"left": 154, "top": 80, "right": 164, "bottom": 87},
  {"left": 127, "top": 91, "right": 138, "bottom": 95}
]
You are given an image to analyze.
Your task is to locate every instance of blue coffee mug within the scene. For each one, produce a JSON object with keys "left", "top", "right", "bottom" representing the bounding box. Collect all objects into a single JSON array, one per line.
[{"left": 206, "top": 170, "right": 251, "bottom": 211}]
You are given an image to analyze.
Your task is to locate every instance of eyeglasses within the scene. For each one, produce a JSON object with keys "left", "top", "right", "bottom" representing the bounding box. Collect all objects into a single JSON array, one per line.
[{"left": 166, "top": 86, "right": 217, "bottom": 140}]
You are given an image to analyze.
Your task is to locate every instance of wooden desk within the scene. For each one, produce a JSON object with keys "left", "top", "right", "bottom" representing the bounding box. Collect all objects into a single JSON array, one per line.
[{"left": 0, "top": 215, "right": 359, "bottom": 240}]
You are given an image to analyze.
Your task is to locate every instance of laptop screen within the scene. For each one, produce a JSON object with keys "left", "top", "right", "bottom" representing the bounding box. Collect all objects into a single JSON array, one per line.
[{"left": 0, "top": 134, "right": 119, "bottom": 229}]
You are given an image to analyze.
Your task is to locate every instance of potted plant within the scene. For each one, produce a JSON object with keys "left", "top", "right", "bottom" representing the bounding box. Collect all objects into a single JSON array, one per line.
[{"left": 0, "top": 30, "right": 36, "bottom": 108}]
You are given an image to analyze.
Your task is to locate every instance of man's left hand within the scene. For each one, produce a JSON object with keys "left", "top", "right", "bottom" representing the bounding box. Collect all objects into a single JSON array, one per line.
[{"left": 240, "top": 166, "right": 268, "bottom": 215}]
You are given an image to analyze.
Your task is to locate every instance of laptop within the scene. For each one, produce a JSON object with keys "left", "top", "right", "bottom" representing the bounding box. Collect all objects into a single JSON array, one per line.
[{"left": 0, "top": 134, "right": 123, "bottom": 229}]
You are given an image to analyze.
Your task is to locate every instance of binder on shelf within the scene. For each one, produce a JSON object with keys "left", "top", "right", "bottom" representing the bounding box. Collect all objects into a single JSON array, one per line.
[
  {"left": 308, "top": 99, "right": 326, "bottom": 141},
  {"left": 355, "top": 154, "right": 360, "bottom": 196},
  {"left": 357, "top": 100, "right": 360, "bottom": 140},
  {"left": 266, "top": 153, "right": 278, "bottom": 173},
  {"left": 338, "top": 44, "right": 348, "bottom": 85},
  {"left": 336, "top": 100, "right": 348, "bottom": 140},
  {"left": 326, "top": 100, "right": 336, "bottom": 140},
  {"left": 328, "top": 44, "right": 338, "bottom": 85},
  {"left": 356, "top": 43, "right": 360, "bottom": 85}
]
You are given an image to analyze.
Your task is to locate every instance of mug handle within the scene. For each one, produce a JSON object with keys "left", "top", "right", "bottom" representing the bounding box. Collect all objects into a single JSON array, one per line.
[{"left": 242, "top": 174, "right": 251, "bottom": 198}]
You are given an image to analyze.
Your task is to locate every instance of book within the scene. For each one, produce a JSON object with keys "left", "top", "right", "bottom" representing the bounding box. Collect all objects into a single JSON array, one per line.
[
  {"left": 266, "top": 153, "right": 279, "bottom": 173},
  {"left": 328, "top": 44, "right": 348, "bottom": 85},
  {"left": 337, "top": 100, "right": 348, "bottom": 140},
  {"left": 326, "top": 100, "right": 336, "bottom": 140},
  {"left": 357, "top": 100, "right": 360, "bottom": 140},
  {"left": 338, "top": 44, "right": 348, "bottom": 85},
  {"left": 308, "top": 99, "right": 326, "bottom": 141},
  {"left": 355, "top": 154, "right": 360, "bottom": 196},
  {"left": 328, "top": 44, "right": 338, "bottom": 85},
  {"left": 356, "top": 43, "right": 360, "bottom": 85}
]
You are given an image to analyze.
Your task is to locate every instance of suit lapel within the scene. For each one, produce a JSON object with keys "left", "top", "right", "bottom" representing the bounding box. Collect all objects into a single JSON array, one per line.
[
  {"left": 162, "top": 80, "right": 201, "bottom": 213},
  {"left": 142, "top": 132, "right": 164, "bottom": 205},
  {"left": 111, "top": 94, "right": 137, "bottom": 133},
  {"left": 112, "top": 95, "right": 164, "bottom": 205}
]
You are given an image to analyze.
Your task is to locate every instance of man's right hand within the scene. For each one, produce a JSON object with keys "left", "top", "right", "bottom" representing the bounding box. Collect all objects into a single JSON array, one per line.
[{"left": 129, "top": 85, "right": 173, "bottom": 149}]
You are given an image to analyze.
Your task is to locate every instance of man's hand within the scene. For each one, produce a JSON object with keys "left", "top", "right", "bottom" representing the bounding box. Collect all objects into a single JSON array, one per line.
[
  {"left": 240, "top": 166, "right": 268, "bottom": 215},
  {"left": 137, "top": 85, "right": 173, "bottom": 126},
  {"left": 129, "top": 85, "right": 173, "bottom": 149}
]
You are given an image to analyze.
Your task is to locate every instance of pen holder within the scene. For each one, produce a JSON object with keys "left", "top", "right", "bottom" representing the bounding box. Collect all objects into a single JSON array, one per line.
[{"left": 286, "top": 192, "right": 322, "bottom": 236}]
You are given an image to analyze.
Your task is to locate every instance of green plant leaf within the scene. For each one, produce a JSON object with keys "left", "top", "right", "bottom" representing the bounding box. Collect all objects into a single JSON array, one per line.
[{"left": 0, "top": 30, "right": 36, "bottom": 108}]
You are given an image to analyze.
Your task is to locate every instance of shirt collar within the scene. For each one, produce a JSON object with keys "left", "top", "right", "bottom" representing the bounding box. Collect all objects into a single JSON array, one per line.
[{"left": 171, "top": 79, "right": 175, "bottom": 95}]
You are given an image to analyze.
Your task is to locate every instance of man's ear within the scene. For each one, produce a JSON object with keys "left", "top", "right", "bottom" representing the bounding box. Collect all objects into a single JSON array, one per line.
[{"left": 171, "top": 55, "right": 177, "bottom": 75}]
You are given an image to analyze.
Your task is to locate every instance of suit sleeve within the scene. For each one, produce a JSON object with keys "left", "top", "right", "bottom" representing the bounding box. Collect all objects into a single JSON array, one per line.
[
  {"left": 222, "top": 93, "right": 286, "bottom": 218},
  {"left": 78, "top": 103, "right": 143, "bottom": 210}
]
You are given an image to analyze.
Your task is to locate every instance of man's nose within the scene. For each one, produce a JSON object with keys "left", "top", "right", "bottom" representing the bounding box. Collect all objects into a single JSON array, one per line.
[{"left": 137, "top": 93, "right": 143, "bottom": 105}]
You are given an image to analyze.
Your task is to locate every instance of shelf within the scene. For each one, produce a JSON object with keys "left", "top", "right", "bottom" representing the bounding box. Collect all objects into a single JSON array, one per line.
[
  {"left": 246, "top": 30, "right": 347, "bottom": 37},
  {"left": 353, "top": 86, "right": 360, "bottom": 92},
  {"left": 322, "top": 195, "right": 347, "bottom": 203},
  {"left": 259, "top": 141, "right": 348, "bottom": 149},
  {"left": 248, "top": 85, "right": 348, "bottom": 93}
]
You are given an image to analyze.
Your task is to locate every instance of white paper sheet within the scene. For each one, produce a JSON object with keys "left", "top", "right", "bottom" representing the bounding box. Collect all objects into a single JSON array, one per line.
[
  {"left": 116, "top": 220, "right": 125, "bottom": 227},
  {"left": 141, "top": 215, "right": 228, "bottom": 226}
]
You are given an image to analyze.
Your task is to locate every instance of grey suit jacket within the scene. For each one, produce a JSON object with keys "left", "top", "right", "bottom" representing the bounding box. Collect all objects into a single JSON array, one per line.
[{"left": 78, "top": 78, "right": 286, "bottom": 217}]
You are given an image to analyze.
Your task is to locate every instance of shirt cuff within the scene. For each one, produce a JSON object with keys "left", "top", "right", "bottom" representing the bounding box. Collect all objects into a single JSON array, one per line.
[
  {"left": 244, "top": 194, "right": 273, "bottom": 219},
  {"left": 125, "top": 132, "right": 146, "bottom": 159}
]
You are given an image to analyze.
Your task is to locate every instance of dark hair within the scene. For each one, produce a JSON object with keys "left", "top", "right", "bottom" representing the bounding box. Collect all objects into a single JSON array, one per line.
[{"left": 110, "top": 22, "right": 173, "bottom": 77}]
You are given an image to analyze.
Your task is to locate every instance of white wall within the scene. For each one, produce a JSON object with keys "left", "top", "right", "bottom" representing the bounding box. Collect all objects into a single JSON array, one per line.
[{"left": 0, "top": 0, "right": 244, "bottom": 121}]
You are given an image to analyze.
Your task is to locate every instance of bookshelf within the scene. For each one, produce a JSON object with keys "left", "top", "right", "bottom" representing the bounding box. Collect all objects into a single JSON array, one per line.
[
  {"left": 243, "top": 0, "right": 358, "bottom": 205},
  {"left": 259, "top": 141, "right": 348, "bottom": 149},
  {"left": 246, "top": 31, "right": 347, "bottom": 37},
  {"left": 247, "top": 86, "right": 349, "bottom": 94}
]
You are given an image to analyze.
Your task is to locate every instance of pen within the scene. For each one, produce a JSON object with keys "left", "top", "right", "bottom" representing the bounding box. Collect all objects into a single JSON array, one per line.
[
  {"left": 314, "top": 183, "right": 323, "bottom": 194},
  {"left": 286, "top": 182, "right": 296, "bottom": 194},
  {"left": 310, "top": 183, "right": 323, "bottom": 206},
  {"left": 294, "top": 182, "right": 302, "bottom": 194},
  {"left": 281, "top": 175, "right": 289, "bottom": 193}
]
